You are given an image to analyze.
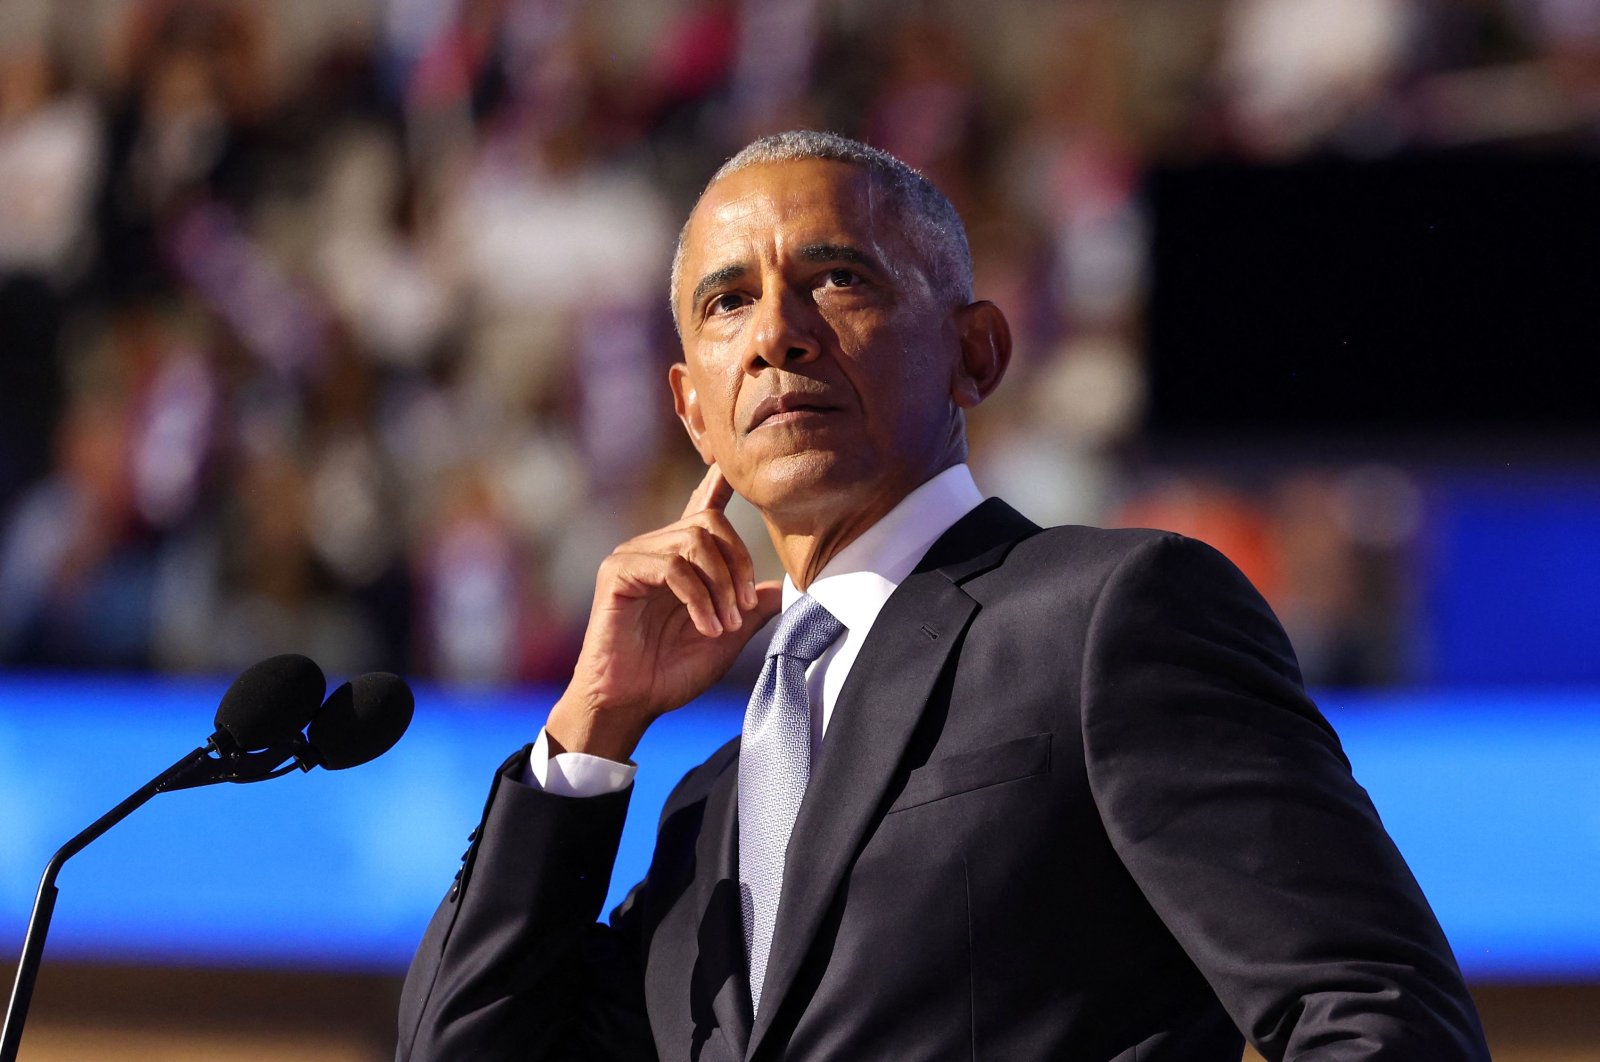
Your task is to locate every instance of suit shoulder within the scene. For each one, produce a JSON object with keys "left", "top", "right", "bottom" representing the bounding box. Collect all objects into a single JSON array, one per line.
[
  {"left": 1007, "top": 523, "right": 1202, "bottom": 583},
  {"left": 983, "top": 522, "right": 1266, "bottom": 621}
]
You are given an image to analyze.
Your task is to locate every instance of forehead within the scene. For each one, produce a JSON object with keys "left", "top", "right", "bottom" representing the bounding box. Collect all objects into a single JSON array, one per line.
[{"left": 677, "top": 159, "right": 906, "bottom": 297}]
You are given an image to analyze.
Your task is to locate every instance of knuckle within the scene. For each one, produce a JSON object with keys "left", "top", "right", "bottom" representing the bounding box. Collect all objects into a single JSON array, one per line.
[
  {"left": 698, "top": 512, "right": 734, "bottom": 539},
  {"left": 616, "top": 537, "right": 648, "bottom": 555},
  {"left": 689, "top": 510, "right": 733, "bottom": 541}
]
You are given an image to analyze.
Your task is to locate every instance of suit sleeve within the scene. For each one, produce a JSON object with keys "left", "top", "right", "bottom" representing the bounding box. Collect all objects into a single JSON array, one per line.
[
  {"left": 1080, "top": 533, "right": 1490, "bottom": 1061},
  {"left": 396, "top": 748, "right": 655, "bottom": 1061}
]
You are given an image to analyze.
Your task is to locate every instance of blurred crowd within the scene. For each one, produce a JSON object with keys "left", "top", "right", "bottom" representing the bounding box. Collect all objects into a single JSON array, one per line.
[{"left": 0, "top": 0, "right": 1595, "bottom": 687}]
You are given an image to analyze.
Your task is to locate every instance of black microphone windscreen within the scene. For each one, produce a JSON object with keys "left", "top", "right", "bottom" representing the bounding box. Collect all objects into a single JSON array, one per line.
[
  {"left": 307, "top": 672, "right": 414, "bottom": 770},
  {"left": 214, "top": 654, "right": 327, "bottom": 751}
]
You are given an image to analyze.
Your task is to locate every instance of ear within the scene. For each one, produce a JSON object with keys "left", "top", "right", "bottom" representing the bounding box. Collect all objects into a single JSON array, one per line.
[
  {"left": 949, "top": 300, "right": 1012, "bottom": 409},
  {"left": 669, "top": 362, "right": 715, "bottom": 464}
]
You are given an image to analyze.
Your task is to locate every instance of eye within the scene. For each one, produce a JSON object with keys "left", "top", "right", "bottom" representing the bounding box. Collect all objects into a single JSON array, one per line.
[
  {"left": 822, "top": 268, "right": 861, "bottom": 289},
  {"left": 706, "top": 291, "right": 747, "bottom": 317}
]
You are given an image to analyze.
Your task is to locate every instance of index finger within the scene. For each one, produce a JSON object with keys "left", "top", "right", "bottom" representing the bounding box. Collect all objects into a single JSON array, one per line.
[{"left": 682, "top": 462, "right": 735, "bottom": 519}]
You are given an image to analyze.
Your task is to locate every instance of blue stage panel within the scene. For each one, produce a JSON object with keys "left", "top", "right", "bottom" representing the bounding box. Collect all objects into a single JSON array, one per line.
[
  {"left": 1320, "top": 689, "right": 1600, "bottom": 980},
  {"left": 1420, "top": 477, "right": 1600, "bottom": 685},
  {"left": 0, "top": 673, "right": 1594, "bottom": 980}
]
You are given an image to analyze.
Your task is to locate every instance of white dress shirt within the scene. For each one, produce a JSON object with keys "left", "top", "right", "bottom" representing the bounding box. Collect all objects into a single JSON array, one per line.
[{"left": 527, "top": 464, "right": 985, "bottom": 797}]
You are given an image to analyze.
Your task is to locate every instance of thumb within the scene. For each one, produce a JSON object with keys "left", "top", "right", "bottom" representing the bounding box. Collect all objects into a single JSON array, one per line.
[
  {"left": 749, "top": 580, "right": 784, "bottom": 626},
  {"left": 717, "top": 581, "right": 786, "bottom": 656}
]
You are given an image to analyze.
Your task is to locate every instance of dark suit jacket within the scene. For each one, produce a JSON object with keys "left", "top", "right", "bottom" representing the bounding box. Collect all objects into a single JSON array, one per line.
[{"left": 397, "top": 500, "right": 1490, "bottom": 1061}]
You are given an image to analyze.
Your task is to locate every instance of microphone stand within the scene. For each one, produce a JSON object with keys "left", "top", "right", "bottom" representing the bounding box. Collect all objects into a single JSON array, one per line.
[{"left": 0, "top": 733, "right": 313, "bottom": 1062}]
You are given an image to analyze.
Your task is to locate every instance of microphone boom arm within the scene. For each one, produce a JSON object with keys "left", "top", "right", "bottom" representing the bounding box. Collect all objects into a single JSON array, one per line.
[
  {"left": 0, "top": 658, "right": 411, "bottom": 1061},
  {"left": 0, "top": 734, "right": 311, "bottom": 1062}
]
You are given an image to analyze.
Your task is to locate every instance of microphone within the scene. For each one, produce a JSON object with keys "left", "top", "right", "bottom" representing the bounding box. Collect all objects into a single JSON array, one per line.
[
  {"left": 306, "top": 672, "right": 415, "bottom": 771},
  {"left": 0, "top": 656, "right": 414, "bottom": 1062},
  {"left": 213, "top": 653, "right": 327, "bottom": 752}
]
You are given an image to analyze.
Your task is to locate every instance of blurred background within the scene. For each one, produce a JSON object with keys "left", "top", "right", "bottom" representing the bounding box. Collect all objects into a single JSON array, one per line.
[{"left": 0, "top": 0, "right": 1597, "bottom": 1057}]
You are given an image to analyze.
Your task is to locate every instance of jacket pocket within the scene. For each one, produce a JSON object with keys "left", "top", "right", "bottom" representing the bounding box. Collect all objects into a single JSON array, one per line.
[{"left": 885, "top": 732, "right": 1052, "bottom": 815}]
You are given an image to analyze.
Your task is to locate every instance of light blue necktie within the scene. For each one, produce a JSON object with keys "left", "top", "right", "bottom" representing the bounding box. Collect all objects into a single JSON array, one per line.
[{"left": 738, "top": 594, "right": 845, "bottom": 1015}]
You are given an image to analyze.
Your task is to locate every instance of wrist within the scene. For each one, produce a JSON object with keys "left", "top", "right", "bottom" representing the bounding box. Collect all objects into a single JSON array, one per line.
[{"left": 545, "top": 692, "right": 647, "bottom": 763}]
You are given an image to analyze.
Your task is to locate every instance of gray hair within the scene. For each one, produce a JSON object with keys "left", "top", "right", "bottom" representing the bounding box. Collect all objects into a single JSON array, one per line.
[{"left": 669, "top": 130, "right": 974, "bottom": 330}]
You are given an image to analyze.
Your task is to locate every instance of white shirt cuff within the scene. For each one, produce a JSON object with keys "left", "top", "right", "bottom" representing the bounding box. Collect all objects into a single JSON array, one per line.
[{"left": 523, "top": 728, "right": 636, "bottom": 796}]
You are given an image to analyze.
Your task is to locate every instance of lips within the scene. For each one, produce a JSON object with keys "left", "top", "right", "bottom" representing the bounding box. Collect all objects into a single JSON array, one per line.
[{"left": 745, "top": 392, "right": 841, "bottom": 432}]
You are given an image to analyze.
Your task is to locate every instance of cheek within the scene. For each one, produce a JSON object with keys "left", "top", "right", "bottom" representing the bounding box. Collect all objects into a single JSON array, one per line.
[
  {"left": 857, "top": 320, "right": 951, "bottom": 404},
  {"left": 714, "top": 368, "right": 746, "bottom": 432},
  {"left": 693, "top": 370, "right": 745, "bottom": 453},
  {"left": 684, "top": 345, "right": 740, "bottom": 416}
]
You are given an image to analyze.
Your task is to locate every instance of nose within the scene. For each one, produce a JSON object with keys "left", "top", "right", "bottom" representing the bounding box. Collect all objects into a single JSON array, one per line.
[{"left": 745, "top": 287, "right": 822, "bottom": 372}]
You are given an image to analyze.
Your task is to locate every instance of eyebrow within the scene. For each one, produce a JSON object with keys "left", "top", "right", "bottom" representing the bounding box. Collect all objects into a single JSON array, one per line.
[
  {"left": 798, "top": 242, "right": 879, "bottom": 271},
  {"left": 689, "top": 243, "right": 883, "bottom": 309},
  {"left": 691, "top": 264, "right": 747, "bottom": 308}
]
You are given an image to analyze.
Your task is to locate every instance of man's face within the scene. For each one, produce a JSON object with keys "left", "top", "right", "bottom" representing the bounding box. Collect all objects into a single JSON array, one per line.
[{"left": 669, "top": 158, "right": 964, "bottom": 522}]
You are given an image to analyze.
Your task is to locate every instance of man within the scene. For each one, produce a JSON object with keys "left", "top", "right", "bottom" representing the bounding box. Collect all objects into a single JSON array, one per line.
[{"left": 398, "top": 131, "right": 1490, "bottom": 1061}]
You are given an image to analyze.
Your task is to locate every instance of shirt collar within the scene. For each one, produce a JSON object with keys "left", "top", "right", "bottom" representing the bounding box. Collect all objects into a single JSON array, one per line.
[{"left": 780, "top": 464, "right": 984, "bottom": 634}]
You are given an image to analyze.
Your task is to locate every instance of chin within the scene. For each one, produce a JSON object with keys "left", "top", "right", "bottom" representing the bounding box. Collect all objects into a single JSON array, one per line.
[{"left": 741, "top": 449, "right": 879, "bottom": 518}]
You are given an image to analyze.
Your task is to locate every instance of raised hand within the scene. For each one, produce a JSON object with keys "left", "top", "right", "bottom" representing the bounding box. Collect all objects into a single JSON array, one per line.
[{"left": 544, "top": 464, "right": 783, "bottom": 762}]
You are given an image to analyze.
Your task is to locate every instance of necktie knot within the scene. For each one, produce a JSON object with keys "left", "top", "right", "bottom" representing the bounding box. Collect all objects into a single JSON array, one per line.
[{"left": 767, "top": 595, "right": 845, "bottom": 666}]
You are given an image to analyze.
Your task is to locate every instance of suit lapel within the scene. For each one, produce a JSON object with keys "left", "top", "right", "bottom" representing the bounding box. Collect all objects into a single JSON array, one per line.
[
  {"left": 691, "top": 757, "right": 754, "bottom": 1057},
  {"left": 744, "top": 499, "right": 1038, "bottom": 1058}
]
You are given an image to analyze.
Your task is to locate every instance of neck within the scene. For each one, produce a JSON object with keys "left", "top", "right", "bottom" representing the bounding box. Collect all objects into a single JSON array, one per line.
[
  {"left": 762, "top": 457, "right": 960, "bottom": 590},
  {"left": 767, "top": 509, "right": 886, "bottom": 591}
]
